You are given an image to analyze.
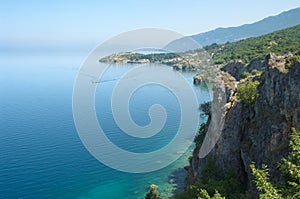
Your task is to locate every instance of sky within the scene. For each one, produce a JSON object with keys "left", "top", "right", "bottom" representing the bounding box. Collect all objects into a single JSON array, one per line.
[{"left": 1, "top": 0, "right": 299, "bottom": 51}]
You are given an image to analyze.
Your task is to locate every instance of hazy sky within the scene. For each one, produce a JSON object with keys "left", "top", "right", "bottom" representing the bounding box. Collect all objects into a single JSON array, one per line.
[{"left": 1, "top": 0, "right": 299, "bottom": 51}]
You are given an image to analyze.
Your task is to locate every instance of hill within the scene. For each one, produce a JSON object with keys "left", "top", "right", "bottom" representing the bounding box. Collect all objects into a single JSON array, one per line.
[
  {"left": 192, "top": 24, "right": 300, "bottom": 84},
  {"left": 206, "top": 24, "right": 300, "bottom": 64},
  {"left": 167, "top": 7, "right": 300, "bottom": 48}
]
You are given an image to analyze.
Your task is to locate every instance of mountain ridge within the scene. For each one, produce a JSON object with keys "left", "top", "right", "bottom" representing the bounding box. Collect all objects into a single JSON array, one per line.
[{"left": 167, "top": 7, "right": 300, "bottom": 48}]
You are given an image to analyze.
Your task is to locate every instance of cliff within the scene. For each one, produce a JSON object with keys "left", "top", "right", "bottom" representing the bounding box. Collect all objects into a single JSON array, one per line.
[{"left": 189, "top": 54, "right": 300, "bottom": 197}]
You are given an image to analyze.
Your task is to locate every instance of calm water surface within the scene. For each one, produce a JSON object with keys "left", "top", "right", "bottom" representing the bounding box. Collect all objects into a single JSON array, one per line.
[{"left": 0, "top": 51, "right": 210, "bottom": 199}]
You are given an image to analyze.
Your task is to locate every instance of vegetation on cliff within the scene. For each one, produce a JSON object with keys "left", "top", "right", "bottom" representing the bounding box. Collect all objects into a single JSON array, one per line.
[
  {"left": 251, "top": 128, "right": 300, "bottom": 199},
  {"left": 193, "top": 25, "right": 300, "bottom": 84},
  {"left": 236, "top": 80, "right": 260, "bottom": 105},
  {"left": 145, "top": 184, "right": 160, "bottom": 199},
  {"left": 286, "top": 51, "right": 300, "bottom": 69},
  {"left": 180, "top": 119, "right": 300, "bottom": 199},
  {"left": 175, "top": 157, "right": 244, "bottom": 199}
]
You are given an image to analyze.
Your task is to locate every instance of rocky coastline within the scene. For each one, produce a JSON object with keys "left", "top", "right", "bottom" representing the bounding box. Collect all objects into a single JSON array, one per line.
[{"left": 186, "top": 53, "right": 300, "bottom": 197}]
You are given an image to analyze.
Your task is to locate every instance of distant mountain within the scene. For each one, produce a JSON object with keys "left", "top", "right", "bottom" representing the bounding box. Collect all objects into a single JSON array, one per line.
[{"left": 166, "top": 7, "right": 300, "bottom": 49}]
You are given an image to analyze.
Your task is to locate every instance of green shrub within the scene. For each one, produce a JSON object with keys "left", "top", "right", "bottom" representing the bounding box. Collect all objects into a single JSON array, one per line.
[
  {"left": 200, "top": 101, "right": 212, "bottom": 116},
  {"left": 286, "top": 55, "right": 300, "bottom": 69},
  {"left": 175, "top": 157, "right": 245, "bottom": 199},
  {"left": 250, "top": 164, "right": 281, "bottom": 199},
  {"left": 241, "top": 72, "right": 251, "bottom": 79},
  {"left": 251, "top": 128, "right": 300, "bottom": 199},
  {"left": 251, "top": 69, "right": 263, "bottom": 76},
  {"left": 175, "top": 186, "right": 226, "bottom": 199},
  {"left": 145, "top": 184, "right": 160, "bottom": 199},
  {"left": 194, "top": 123, "right": 207, "bottom": 147},
  {"left": 236, "top": 80, "right": 260, "bottom": 105},
  {"left": 280, "top": 128, "right": 300, "bottom": 198}
]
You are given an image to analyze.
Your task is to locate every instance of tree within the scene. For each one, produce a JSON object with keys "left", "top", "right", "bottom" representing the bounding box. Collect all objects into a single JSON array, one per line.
[
  {"left": 250, "top": 164, "right": 281, "bottom": 199},
  {"left": 175, "top": 187, "right": 225, "bottom": 199},
  {"left": 145, "top": 184, "right": 160, "bottom": 199},
  {"left": 280, "top": 128, "right": 300, "bottom": 198},
  {"left": 251, "top": 128, "right": 300, "bottom": 199},
  {"left": 200, "top": 101, "right": 212, "bottom": 116},
  {"left": 241, "top": 71, "right": 251, "bottom": 79},
  {"left": 194, "top": 122, "right": 207, "bottom": 146},
  {"left": 197, "top": 189, "right": 225, "bottom": 199},
  {"left": 236, "top": 80, "right": 259, "bottom": 105}
]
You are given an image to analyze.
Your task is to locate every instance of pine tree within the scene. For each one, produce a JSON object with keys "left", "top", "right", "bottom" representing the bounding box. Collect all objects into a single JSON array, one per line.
[{"left": 251, "top": 128, "right": 300, "bottom": 199}]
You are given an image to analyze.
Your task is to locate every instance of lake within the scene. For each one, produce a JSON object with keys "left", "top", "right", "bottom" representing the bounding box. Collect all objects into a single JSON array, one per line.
[{"left": 0, "top": 51, "right": 210, "bottom": 199}]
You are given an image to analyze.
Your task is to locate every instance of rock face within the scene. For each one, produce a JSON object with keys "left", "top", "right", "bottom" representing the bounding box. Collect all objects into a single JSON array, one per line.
[
  {"left": 190, "top": 54, "right": 300, "bottom": 196},
  {"left": 221, "top": 62, "right": 247, "bottom": 80},
  {"left": 220, "top": 53, "right": 293, "bottom": 81}
]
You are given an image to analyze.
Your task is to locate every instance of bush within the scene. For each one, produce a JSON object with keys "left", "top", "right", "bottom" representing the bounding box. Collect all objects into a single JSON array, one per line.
[
  {"left": 286, "top": 55, "right": 300, "bottom": 69},
  {"left": 241, "top": 72, "right": 251, "bottom": 79},
  {"left": 194, "top": 123, "right": 207, "bottom": 147},
  {"left": 175, "top": 186, "right": 225, "bottom": 199},
  {"left": 175, "top": 157, "right": 245, "bottom": 199},
  {"left": 251, "top": 69, "right": 263, "bottom": 76},
  {"left": 250, "top": 164, "right": 281, "bottom": 199},
  {"left": 145, "top": 184, "right": 160, "bottom": 199},
  {"left": 200, "top": 101, "right": 212, "bottom": 116},
  {"left": 236, "top": 80, "right": 260, "bottom": 105}
]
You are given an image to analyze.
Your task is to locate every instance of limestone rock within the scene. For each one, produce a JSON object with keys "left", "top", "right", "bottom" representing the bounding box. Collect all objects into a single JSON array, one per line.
[{"left": 189, "top": 54, "right": 300, "bottom": 196}]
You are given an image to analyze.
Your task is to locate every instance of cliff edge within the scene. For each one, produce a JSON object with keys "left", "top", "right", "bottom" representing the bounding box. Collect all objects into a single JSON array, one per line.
[{"left": 188, "top": 54, "right": 300, "bottom": 198}]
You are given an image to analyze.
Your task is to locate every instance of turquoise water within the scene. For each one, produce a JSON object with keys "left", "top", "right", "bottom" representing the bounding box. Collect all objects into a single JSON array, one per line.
[{"left": 0, "top": 51, "right": 210, "bottom": 199}]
